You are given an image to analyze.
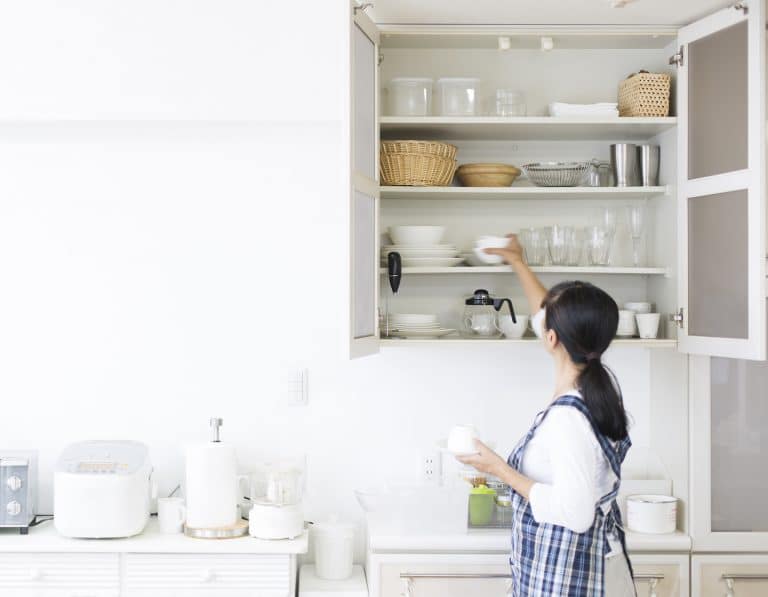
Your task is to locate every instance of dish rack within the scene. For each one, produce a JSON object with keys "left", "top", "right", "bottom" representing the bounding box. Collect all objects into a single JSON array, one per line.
[
  {"left": 380, "top": 140, "right": 458, "bottom": 186},
  {"left": 522, "top": 162, "right": 591, "bottom": 187}
]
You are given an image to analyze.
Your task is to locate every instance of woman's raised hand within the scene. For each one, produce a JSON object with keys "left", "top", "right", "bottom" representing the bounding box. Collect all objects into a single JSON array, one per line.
[{"left": 484, "top": 234, "right": 524, "bottom": 266}]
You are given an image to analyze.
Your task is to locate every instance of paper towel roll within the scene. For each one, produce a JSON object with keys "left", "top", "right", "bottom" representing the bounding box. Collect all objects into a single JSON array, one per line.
[{"left": 185, "top": 442, "right": 238, "bottom": 529}]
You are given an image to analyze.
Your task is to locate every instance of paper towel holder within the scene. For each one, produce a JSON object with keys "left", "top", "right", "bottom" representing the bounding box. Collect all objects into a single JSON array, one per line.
[{"left": 210, "top": 418, "right": 223, "bottom": 443}]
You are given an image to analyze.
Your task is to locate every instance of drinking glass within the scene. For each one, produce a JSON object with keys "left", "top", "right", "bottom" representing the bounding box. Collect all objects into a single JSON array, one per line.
[
  {"left": 584, "top": 225, "right": 611, "bottom": 266},
  {"left": 548, "top": 225, "right": 572, "bottom": 266},
  {"left": 601, "top": 208, "right": 618, "bottom": 265},
  {"left": 565, "top": 227, "right": 582, "bottom": 266},
  {"left": 519, "top": 228, "right": 547, "bottom": 265},
  {"left": 629, "top": 205, "right": 645, "bottom": 266}
]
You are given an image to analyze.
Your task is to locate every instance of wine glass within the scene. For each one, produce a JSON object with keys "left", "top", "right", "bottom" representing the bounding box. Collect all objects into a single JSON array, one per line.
[{"left": 629, "top": 205, "right": 645, "bottom": 266}]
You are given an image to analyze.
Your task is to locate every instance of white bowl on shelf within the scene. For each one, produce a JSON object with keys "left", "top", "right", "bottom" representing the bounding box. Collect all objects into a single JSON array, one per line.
[
  {"left": 389, "top": 226, "right": 446, "bottom": 246},
  {"left": 471, "top": 247, "right": 503, "bottom": 265}
]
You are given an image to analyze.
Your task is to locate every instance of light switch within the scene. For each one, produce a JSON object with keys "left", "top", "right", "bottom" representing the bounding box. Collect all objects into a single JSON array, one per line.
[{"left": 284, "top": 368, "right": 309, "bottom": 406}]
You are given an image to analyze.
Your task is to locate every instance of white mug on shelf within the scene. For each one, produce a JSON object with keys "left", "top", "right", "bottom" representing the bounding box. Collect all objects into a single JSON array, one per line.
[
  {"left": 636, "top": 313, "right": 661, "bottom": 339},
  {"left": 617, "top": 310, "right": 637, "bottom": 337},
  {"left": 498, "top": 314, "right": 530, "bottom": 339},
  {"left": 158, "top": 497, "right": 186, "bottom": 534}
]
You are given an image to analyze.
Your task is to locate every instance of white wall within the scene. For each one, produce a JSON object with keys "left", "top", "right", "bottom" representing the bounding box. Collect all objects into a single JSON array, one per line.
[{"left": 0, "top": 1, "right": 687, "bottom": 561}]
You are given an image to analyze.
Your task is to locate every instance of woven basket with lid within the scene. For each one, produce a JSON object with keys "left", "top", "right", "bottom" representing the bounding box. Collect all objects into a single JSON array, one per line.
[{"left": 618, "top": 72, "right": 671, "bottom": 117}]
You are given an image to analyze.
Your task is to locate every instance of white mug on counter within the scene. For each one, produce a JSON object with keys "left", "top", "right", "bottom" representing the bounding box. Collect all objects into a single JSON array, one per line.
[
  {"left": 498, "top": 314, "right": 530, "bottom": 339},
  {"left": 158, "top": 497, "right": 186, "bottom": 534}
]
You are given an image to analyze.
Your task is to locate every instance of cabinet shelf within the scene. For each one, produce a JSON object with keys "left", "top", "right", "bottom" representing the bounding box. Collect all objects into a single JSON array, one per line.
[
  {"left": 381, "top": 186, "right": 669, "bottom": 200},
  {"left": 379, "top": 266, "right": 668, "bottom": 275},
  {"left": 380, "top": 116, "right": 677, "bottom": 141},
  {"left": 380, "top": 337, "right": 677, "bottom": 348}
]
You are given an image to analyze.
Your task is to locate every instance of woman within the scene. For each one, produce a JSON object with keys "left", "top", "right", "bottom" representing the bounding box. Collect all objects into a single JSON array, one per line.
[{"left": 459, "top": 235, "right": 636, "bottom": 597}]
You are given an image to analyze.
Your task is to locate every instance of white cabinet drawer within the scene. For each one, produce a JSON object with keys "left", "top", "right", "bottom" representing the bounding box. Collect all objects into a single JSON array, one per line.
[
  {"left": 0, "top": 552, "right": 119, "bottom": 597},
  {"left": 125, "top": 553, "right": 292, "bottom": 597},
  {"left": 630, "top": 554, "right": 690, "bottom": 597}
]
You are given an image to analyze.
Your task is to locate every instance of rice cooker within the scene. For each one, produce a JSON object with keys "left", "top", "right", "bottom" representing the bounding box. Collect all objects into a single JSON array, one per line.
[{"left": 54, "top": 441, "right": 155, "bottom": 538}]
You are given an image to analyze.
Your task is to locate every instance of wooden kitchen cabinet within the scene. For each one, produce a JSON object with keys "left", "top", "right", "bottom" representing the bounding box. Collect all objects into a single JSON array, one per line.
[
  {"left": 693, "top": 555, "right": 768, "bottom": 596},
  {"left": 347, "top": 1, "right": 766, "bottom": 361}
]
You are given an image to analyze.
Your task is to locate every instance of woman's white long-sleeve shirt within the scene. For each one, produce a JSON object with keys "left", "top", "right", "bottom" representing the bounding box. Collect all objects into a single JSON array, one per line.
[{"left": 519, "top": 391, "right": 619, "bottom": 540}]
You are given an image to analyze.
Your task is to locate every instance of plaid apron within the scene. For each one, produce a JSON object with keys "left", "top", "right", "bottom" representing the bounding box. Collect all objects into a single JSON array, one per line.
[{"left": 507, "top": 395, "right": 632, "bottom": 596}]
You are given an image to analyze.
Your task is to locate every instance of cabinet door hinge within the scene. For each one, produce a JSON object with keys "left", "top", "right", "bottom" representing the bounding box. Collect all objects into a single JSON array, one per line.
[
  {"left": 670, "top": 308, "right": 685, "bottom": 329},
  {"left": 732, "top": 1, "right": 749, "bottom": 15},
  {"left": 378, "top": 51, "right": 384, "bottom": 66},
  {"left": 353, "top": 2, "right": 373, "bottom": 15},
  {"left": 669, "top": 46, "right": 684, "bottom": 67}
]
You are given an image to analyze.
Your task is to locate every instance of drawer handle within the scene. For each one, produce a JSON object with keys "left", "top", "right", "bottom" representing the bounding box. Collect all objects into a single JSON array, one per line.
[
  {"left": 635, "top": 574, "right": 664, "bottom": 597},
  {"left": 400, "top": 573, "right": 513, "bottom": 580},
  {"left": 721, "top": 574, "right": 768, "bottom": 597},
  {"left": 199, "top": 569, "right": 215, "bottom": 583}
]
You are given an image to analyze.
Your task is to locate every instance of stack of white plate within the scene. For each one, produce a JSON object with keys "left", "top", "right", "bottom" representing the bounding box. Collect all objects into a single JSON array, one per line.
[
  {"left": 380, "top": 313, "right": 456, "bottom": 338},
  {"left": 381, "top": 245, "right": 463, "bottom": 268}
]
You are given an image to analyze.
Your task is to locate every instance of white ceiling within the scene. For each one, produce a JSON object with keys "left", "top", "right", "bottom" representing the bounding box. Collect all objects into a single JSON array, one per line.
[{"left": 369, "top": 0, "right": 734, "bottom": 27}]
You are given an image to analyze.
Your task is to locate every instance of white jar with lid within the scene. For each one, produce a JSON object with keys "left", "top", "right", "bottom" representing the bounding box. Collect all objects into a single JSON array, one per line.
[
  {"left": 388, "top": 77, "right": 433, "bottom": 116},
  {"left": 436, "top": 77, "right": 481, "bottom": 116},
  {"left": 312, "top": 518, "right": 355, "bottom": 580}
]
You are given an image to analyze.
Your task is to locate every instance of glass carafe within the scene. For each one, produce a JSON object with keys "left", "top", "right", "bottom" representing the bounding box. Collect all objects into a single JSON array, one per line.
[{"left": 462, "top": 289, "right": 516, "bottom": 338}]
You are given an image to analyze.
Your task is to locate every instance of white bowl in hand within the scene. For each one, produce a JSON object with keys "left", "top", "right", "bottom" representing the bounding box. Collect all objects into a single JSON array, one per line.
[
  {"left": 474, "top": 236, "right": 509, "bottom": 250},
  {"left": 472, "top": 247, "right": 503, "bottom": 265}
]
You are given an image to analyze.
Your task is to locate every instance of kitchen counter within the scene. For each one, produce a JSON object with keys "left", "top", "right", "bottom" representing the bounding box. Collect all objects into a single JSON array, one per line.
[
  {"left": 366, "top": 517, "right": 691, "bottom": 554},
  {"left": 0, "top": 517, "right": 308, "bottom": 554}
]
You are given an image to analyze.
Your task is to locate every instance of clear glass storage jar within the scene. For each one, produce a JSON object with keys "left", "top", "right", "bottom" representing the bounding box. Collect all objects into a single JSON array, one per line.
[
  {"left": 387, "top": 77, "right": 433, "bottom": 116},
  {"left": 436, "top": 77, "right": 480, "bottom": 116}
]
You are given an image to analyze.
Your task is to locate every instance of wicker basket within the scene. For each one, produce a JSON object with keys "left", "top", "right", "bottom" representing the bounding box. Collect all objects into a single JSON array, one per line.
[
  {"left": 618, "top": 72, "right": 671, "bottom": 117},
  {"left": 380, "top": 153, "right": 457, "bottom": 186},
  {"left": 381, "top": 140, "right": 457, "bottom": 160}
]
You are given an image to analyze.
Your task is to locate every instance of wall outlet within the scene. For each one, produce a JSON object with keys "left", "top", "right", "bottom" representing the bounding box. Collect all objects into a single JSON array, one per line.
[{"left": 423, "top": 450, "right": 442, "bottom": 485}]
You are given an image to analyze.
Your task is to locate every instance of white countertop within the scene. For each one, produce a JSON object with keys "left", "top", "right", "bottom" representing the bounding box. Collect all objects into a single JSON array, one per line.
[
  {"left": 366, "top": 518, "right": 691, "bottom": 554},
  {"left": 0, "top": 518, "right": 308, "bottom": 554}
]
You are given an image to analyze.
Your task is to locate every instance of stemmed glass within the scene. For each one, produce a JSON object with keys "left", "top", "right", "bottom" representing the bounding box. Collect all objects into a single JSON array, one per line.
[{"left": 629, "top": 205, "right": 645, "bottom": 266}]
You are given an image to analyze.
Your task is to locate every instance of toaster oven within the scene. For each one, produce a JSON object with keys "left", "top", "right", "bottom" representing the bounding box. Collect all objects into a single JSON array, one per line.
[{"left": 0, "top": 451, "right": 38, "bottom": 534}]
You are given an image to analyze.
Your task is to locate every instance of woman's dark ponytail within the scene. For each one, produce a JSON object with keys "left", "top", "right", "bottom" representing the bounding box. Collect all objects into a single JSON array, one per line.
[{"left": 543, "top": 281, "right": 629, "bottom": 441}]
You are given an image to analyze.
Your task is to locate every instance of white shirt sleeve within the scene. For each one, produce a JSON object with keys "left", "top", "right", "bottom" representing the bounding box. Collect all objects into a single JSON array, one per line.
[{"left": 527, "top": 406, "right": 601, "bottom": 533}]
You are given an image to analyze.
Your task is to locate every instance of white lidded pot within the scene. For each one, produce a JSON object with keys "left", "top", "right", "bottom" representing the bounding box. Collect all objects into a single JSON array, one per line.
[
  {"left": 626, "top": 494, "right": 677, "bottom": 534},
  {"left": 312, "top": 517, "right": 355, "bottom": 580}
]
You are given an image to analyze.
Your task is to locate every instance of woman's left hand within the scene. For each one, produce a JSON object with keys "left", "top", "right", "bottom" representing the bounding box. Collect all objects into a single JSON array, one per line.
[{"left": 457, "top": 440, "right": 508, "bottom": 477}]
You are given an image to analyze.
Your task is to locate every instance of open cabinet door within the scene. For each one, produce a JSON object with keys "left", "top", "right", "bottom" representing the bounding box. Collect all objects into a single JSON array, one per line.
[
  {"left": 676, "top": 0, "right": 767, "bottom": 360},
  {"left": 349, "top": 4, "right": 380, "bottom": 358}
]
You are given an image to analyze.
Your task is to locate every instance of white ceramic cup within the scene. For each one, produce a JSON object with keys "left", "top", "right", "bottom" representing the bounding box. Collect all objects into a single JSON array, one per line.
[
  {"left": 447, "top": 425, "right": 478, "bottom": 455},
  {"left": 635, "top": 313, "right": 661, "bottom": 339},
  {"left": 158, "top": 497, "right": 186, "bottom": 534},
  {"left": 617, "top": 309, "right": 637, "bottom": 337},
  {"left": 465, "top": 312, "right": 498, "bottom": 336},
  {"left": 498, "top": 314, "right": 530, "bottom": 339}
]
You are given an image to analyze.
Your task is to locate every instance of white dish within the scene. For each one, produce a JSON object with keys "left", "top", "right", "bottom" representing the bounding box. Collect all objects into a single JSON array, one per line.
[
  {"left": 387, "top": 313, "right": 438, "bottom": 322},
  {"left": 383, "top": 244, "right": 456, "bottom": 250},
  {"left": 382, "top": 328, "right": 456, "bottom": 338},
  {"left": 382, "top": 248, "right": 459, "bottom": 258},
  {"left": 402, "top": 257, "right": 464, "bottom": 267},
  {"left": 389, "top": 226, "right": 446, "bottom": 246},
  {"left": 472, "top": 247, "right": 503, "bottom": 265},
  {"left": 474, "top": 236, "right": 509, "bottom": 250}
]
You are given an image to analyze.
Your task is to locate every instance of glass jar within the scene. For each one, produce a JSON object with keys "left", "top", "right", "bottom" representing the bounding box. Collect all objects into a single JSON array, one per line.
[{"left": 588, "top": 159, "right": 614, "bottom": 187}]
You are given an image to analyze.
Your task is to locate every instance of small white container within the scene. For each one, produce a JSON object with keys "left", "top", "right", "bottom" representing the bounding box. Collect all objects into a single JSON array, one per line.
[
  {"left": 388, "top": 77, "right": 433, "bottom": 116},
  {"left": 626, "top": 494, "right": 677, "bottom": 534},
  {"left": 436, "top": 78, "right": 481, "bottom": 116},
  {"left": 313, "top": 519, "right": 355, "bottom": 580}
]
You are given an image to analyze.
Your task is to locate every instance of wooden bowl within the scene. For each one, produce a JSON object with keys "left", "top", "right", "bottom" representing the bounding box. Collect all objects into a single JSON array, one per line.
[{"left": 456, "top": 163, "right": 522, "bottom": 187}]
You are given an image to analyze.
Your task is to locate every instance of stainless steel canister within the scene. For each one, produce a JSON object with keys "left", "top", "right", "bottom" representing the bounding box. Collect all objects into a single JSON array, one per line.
[
  {"left": 610, "top": 143, "right": 640, "bottom": 187},
  {"left": 638, "top": 144, "right": 660, "bottom": 186}
]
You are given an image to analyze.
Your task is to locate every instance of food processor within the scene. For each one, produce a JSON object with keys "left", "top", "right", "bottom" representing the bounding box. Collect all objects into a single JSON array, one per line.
[{"left": 247, "top": 460, "right": 305, "bottom": 540}]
